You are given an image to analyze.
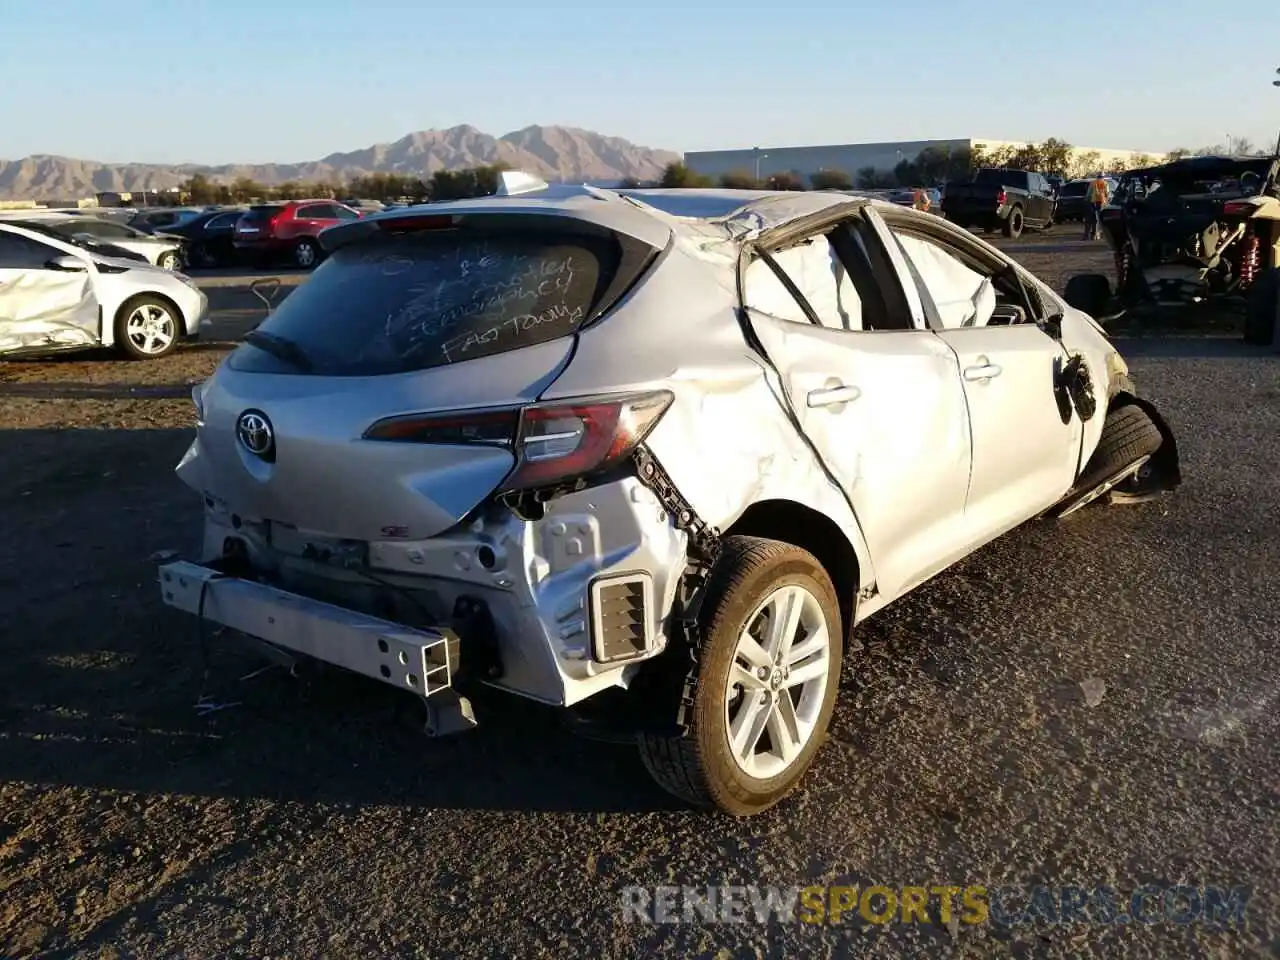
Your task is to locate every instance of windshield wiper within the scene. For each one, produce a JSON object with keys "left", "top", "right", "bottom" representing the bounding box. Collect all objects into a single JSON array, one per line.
[{"left": 243, "top": 329, "right": 313, "bottom": 372}]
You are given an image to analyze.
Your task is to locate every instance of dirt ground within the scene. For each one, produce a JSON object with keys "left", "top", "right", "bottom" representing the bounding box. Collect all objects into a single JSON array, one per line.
[{"left": 1, "top": 235, "right": 1276, "bottom": 959}]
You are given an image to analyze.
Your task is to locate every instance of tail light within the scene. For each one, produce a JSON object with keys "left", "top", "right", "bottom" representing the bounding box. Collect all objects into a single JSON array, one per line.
[
  {"left": 1222, "top": 201, "right": 1254, "bottom": 216},
  {"left": 363, "top": 391, "right": 673, "bottom": 492},
  {"left": 996, "top": 189, "right": 1007, "bottom": 206}
]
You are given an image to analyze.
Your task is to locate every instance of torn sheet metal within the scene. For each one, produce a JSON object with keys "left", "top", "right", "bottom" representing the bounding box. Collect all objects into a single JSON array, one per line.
[{"left": 0, "top": 269, "right": 99, "bottom": 354}]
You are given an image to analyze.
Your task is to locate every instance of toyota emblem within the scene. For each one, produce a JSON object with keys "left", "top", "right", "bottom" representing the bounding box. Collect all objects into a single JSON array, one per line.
[{"left": 236, "top": 410, "right": 275, "bottom": 461}]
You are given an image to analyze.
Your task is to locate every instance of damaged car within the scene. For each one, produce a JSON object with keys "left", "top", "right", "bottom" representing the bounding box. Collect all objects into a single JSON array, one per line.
[
  {"left": 157, "top": 176, "right": 1181, "bottom": 815},
  {"left": 1062, "top": 154, "right": 1280, "bottom": 346},
  {"left": 0, "top": 221, "right": 209, "bottom": 360}
]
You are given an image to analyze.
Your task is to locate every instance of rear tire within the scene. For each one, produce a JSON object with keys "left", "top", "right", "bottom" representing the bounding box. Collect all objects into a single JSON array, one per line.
[
  {"left": 294, "top": 237, "right": 321, "bottom": 269},
  {"left": 1056, "top": 405, "right": 1163, "bottom": 516},
  {"left": 637, "top": 536, "right": 843, "bottom": 816},
  {"left": 1063, "top": 273, "right": 1112, "bottom": 318},
  {"left": 1243, "top": 267, "right": 1279, "bottom": 346},
  {"left": 1002, "top": 207, "right": 1025, "bottom": 239}
]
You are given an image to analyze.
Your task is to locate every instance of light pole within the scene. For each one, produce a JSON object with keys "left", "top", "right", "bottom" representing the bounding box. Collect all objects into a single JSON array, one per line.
[
  {"left": 754, "top": 148, "right": 769, "bottom": 182},
  {"left": 1273, "top": 68, "right": 1280, "bottom": 156}
]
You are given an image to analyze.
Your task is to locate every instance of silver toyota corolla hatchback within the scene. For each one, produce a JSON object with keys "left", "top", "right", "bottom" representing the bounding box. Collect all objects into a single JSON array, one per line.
[{"left": 159, "top": 178, "right": 1179, "bottom": 815}]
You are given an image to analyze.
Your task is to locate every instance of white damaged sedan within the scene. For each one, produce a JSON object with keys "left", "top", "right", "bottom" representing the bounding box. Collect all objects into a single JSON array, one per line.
[
  {"left": 0, "top": 221, "right": 208, "bottom": 360},
  {"left": 157, "top": 178, "right": 1180, "bottom": 815}
]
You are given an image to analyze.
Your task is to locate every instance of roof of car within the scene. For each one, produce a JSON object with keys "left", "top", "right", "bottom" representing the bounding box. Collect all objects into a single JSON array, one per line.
[{"left": 322, "top": 182, "right": 863, "bottom": 254}]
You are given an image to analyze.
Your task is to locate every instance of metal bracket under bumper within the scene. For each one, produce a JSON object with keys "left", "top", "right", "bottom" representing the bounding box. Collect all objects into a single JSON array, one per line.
[{"left": 157, "top": 560, "right": 477, "bottom": 734}]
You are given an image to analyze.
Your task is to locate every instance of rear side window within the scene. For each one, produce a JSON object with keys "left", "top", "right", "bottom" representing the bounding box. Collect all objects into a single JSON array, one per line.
[
  {"left": 230, "top": 227, "right": 644, "bottom": 376},
  {"left": 973, "top": 169, "right": 1026, "bottom": 188},
  {"left": 1060, "top": 182, "right": 1088, "bottom": 197}
]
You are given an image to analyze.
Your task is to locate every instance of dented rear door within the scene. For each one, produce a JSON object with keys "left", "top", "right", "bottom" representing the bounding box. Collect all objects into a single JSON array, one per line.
[{"left": 739, "top": 227, "right": 972, "bottom": 599}]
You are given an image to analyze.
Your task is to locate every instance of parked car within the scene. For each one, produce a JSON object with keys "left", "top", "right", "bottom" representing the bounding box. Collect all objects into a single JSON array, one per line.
[
  {"left": 17, "top": 213, "right": 186, "bottom": 269},
  {"left": 342, "top": 199, "right": 386, "bottom": 215},
  {"left": 232, "top": 200, "right": 363, "bottom": 268},
  {"left": 56, "top": 207, "right": 140, "bottom": 226},
  {"left": 161, "top": 208, "right": 248, "bottom": 268},
  {"left": 1064, "top": 154, "right": 1280, "bottom": 346},
  {"left": 156, "top": 180, "right": 1181, "bottom": 815},
  {"left": 128, "top": 207, "right": 207, "bottom": 234},
  {"left": 0, "top": 221, "right": 208, "bottom": 360},
  {"left": 5, "top": 217, "right": 153, "bottom": 265},
  {"left": 942, "top": 168, "right": 1058, "bottom": 238}
]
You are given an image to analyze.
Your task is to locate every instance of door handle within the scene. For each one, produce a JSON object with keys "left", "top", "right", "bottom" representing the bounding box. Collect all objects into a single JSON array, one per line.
[
  {"left": 964, "top": 362, "right": 1002, "bottom": 381},
  {"left": 807, "top": 384, "right": 861, "bottom": 407}
]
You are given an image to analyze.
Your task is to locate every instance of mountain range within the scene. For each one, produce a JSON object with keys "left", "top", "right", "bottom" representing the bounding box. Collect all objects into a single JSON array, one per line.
[{"left": 0, "top": 125, "right": 683, "bottom": 200}]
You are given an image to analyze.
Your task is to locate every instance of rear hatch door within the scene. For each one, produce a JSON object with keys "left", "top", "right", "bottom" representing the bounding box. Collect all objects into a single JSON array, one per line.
[
  {"left": 235, "top": 205, "right": 281, "bottom": 240},
  {"left": 188, "top": 214, "right": 661, "bottom": 542}
]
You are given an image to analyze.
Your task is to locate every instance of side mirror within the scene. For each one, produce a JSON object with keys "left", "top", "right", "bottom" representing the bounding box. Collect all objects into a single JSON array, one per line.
[{"left": 46, "top": 255, "right": 87, "bottom": 272}]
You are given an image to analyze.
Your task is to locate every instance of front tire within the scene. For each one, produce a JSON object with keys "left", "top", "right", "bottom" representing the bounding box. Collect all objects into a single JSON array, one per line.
[
  {"left": 637, "top": 536, "right": 843, "bottom": 816},
  {"left": 190, "top": 243, "right": 219, "bottom": 269},
  {"left": 157, "top": 250, "right": 182, "bottom": 271},
  {"left": 1063, "top": 273, "right": 1112, "bottom": 318},
  {"left": 1055, "top": 405, "right": 1163, "bottom": 517},
  {"left": 114, "top": 295, "right": 181, "bottom": 360}
]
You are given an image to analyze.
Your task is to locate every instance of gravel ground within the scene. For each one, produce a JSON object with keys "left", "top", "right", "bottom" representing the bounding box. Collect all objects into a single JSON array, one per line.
[{"left": 1, "top": 238, "right": 1277, "bottom": 958}]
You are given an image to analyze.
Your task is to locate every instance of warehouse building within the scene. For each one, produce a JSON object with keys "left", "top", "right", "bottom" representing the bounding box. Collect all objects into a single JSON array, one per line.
[{"left": 684, "top": 138, "right": 1164, "bottom": 182}]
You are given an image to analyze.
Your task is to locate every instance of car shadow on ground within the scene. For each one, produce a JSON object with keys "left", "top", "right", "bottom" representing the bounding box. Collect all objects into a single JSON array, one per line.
[
  {"left": 0, "top": 389, "right": 1247, "bottom": 823},
  {"left": 0, "top": 426, "right": 686, "bottom": 816},
  {"left": 0, "top": 424, "right": 1079, "bottom": 821}
]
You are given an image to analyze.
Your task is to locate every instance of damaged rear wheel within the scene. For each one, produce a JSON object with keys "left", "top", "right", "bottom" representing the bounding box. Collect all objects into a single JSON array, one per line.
[{"left": 637, "top": 536, "right": 842, "bottom": 816}]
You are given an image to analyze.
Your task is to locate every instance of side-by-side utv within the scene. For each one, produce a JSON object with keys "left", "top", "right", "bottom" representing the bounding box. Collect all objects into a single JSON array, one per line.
[{"left": 1062, "top": 154, "right": 1280, "bottom": 346}]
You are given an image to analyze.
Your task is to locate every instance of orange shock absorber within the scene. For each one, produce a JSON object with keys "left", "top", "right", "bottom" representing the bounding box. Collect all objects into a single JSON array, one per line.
[{"left": 1239, "top": 231, "right": 1260, "bottom": 291}]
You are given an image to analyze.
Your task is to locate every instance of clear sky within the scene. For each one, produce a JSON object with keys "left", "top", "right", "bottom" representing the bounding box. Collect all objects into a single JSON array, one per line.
[{"left": 5, "top": 0, "right": 1279, "bottom": 165}]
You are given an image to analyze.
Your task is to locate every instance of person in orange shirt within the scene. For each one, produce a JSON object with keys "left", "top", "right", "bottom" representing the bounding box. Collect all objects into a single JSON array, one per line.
[
  {"left": 1084, "top": 175, "right": 1110, "bottom": 240},
  {"left": 912, "top": 188, "right": 931, "bottom": 212}
]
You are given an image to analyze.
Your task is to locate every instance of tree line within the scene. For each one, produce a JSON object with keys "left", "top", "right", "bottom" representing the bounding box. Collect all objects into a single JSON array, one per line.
[
  {"left": 171, "top": 134, "right": 1271, "bottom": 205},
  {"left": 658, "top": 134, "right": 1271, "bottom": 192},
  {"left": 177, "top": 164, "right": 516, "bottom": 205}
]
